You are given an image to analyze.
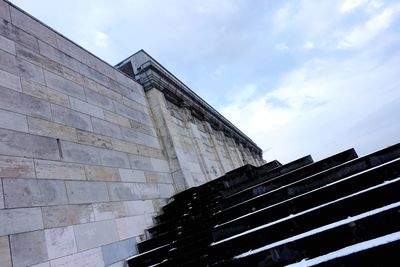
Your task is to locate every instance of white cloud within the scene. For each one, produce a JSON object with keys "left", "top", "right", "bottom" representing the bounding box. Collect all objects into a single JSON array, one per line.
[
  {"left": 94, "top": 31, "right": 109, "bottom": 48},
  {"left": 275, "top": 43, "right": 289, "bottom": 51},
  {"left": 302, "top": 41, "right": 315, "bottom": 50},
  {"left": 340, "top": 0, "right": 367, "bottom": 13}
]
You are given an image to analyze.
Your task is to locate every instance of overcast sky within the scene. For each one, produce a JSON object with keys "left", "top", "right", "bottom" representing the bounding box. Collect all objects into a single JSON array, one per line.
[{"left": 11, "top": 0, "right": 400, "bottom": 163}]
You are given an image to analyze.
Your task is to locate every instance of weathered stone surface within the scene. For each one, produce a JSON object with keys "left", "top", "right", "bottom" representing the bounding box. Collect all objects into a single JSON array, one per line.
[
  {"left": 129, "top": 154, "right": 153, "bottom": 171},
  {"left": 74, "top": 220, "right": 119, "bottom": 251},
  {"left": 121, "top": 126, "right": 141, "bottom": 144},
  {"left": 111, "top": 138, "right": 139, "bottom": 154},
  {"left": 66, "top": 181, "right": 109, "bottom": 204},
  {"left": 92, "top": 202, "right": 126, "bottom": 221},
  {"left": 0, "top": 155, "right": 35, "bottom": 178},
  {"left": 38, "top": 179, "right": 68, "bottom": 206},
  {"left": 0, "top": 207, "right": 43, "bottom": 235},
  {"left": 38, "top": 40, "right": 79, "bottom": 71},
  {"left": 60, "top": 141, "right": 100, "bottom": 165},
  {"left": 45, "top": 226, "right": 77, "bottom": 260},
  {"left": 150, "top": 158, "right": 171, "bottom": 173},
  {"left": 44, "top": 69, "right": 85, "bottom": 99},
  {"left": 10, "top": 230, "right": 48, "bottom": 267},
  {"left": 102, "top": 237, "right": 137, "bottom": 266},
  {"left": 130, "top": 119, "right": 154, "bottom": 136},
  {"left": 85, "top": 88, "right": 115, "bottom": 112},
  {"left": 145, "top": 171, "right": 173, "bottom": 184},
  {"left": 115, "top": 215, "right": 147, "bottom": 240},
  {"left": 85, "top": 165, "right": 120, "bottom": 182},
  {"left": 0, "top": 34, "right": 15, "bottom": 54},
  {"left": 158, "top": 183, "right": 176, "bottom": 198},
  {"left": 84, "top": 78, "right": 122, "bottom": 102},
  {"left": 51, "top": 104, "right": 93, "bottom": 131},
  {"left": 137, "top": 145, "right": 164, "bottom": 159},
  {"left": 0, "top": 18, "right": 39, "bottom": 52},
  {"left": 98, "top": 148, "right": 130, "bottom": 168},
  {"left": 30, "top": 262, "right": 50, "bottom": 267},
  {"left": 108, "top": 182, "right": 159, "bottom": 201},
  {"left": 28, "top": 117, "right": 78, "bottom": 142},
  {"left": 76, "top": 129, "right": 112, "bottom": 149},
  {"left": 42, "top": 204, "right": 94, "bottom": 228},
  {"left": 0, "top": 85, "right": 52, "bottom": 119},
  {"left": 119, "top": 168, "right": 146, "bottom": 183},
  {"left": 0, "top": 182, "right": 3, "bottom": 209},
  {"left": 0, "top": 69, "right": 20, "bottom": 92},
  {"left": 0, "top": 235, "right": 11, "bottom": 267},
  {"left": 50, "top": 247, "right": 104, "bottom": 267},
  {"left": 0, "top": 0, "right": 10, "bottom": 21},
  {"left": 92, "top": 117, "right": 122, "bottom": 139},
  {"left": 35, "top": 159, "right": 86, "bottom": 180},
  {"left": 104, "top": 110, "right": 131, "bottom": 128},
  {"left": 3, "top": 178, "right": 42, "bottom": 208},
  {"left": 10, "top": 6, "right": 57, "bottom": 47},
  {"left": 124, "top": 200, "right": 154, "bottom": 216},
  {"left": 70, "top": 97, "right": 104, "bottom": 119},
  {"left": 21, "top": 79, "right": 70, "bottom": 107}
]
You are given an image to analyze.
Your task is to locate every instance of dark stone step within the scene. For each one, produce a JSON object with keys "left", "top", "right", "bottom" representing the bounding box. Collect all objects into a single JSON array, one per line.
[
  {"left": 209, "top": 178, "right": 400, "bottom": 262},
  {"left": 126, "top": 244, "right": 170, "bottom": 267},
  {"left": 214, "top": 203, "right": 400, "bottom": 266}
]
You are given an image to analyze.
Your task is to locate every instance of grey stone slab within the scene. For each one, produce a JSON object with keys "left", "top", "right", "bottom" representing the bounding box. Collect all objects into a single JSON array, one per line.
[
  {"left": 44, "top": 69, "right": 85, "bottom": 100},
  {"left": 50, "top": 247, "right": 104, "bottom": 267},
  {"left": 0, "top": 18, "right": 39, "bottom": 52},
  {"left": 0, "top": 68, "right": 21, "bottom": 92},
  {"left": 0, "top": 235, "right": 12, "bottom": 267},
  {"left": 0, "top": 0, "right": 10, "bottom": 21},
  {"left": 42, "top": 204, "right": 94, "bottom": 228},
  {"left": 128, "top": 154, "right": 154, "bottom": 171},
  {"left": 10, "top": 6, "right": 57, "bottom": 47},
  {"left": 35, "top": 159, "right": 86, "bottom": 180},
  {"left": 92, "top": 202, "right": 126, "bottom": 221},
  {"left": 107, "top": 182, "right": 138, "bottom": 201},
  {"left": 3, "top": 178, "right": 42, "bottom": 208},
  {"left": 38, "top": 40, "right": 80, "bottom": 71},
  {"left": 45, "top": 226, "right": 77, "bottom": 260},
  {"left": 0, "top": 108, "right": 28, "bottom": 132},
  {"left": 92, "top": 117, "right": 122, "bottom": 139},
  {"left": 120, "top": 126, "right": 141, "bottom": 144},
  {"left": 124, "top": 200, "right": 154, "bottom": 216},
  {"left": 0, "top": 207, "right": 43, "bottom": 235},
  {"left": 102, "top": 238, "right": 137, "bottom": 266},
  {"left": 60, "top": 141, "right": 100, "bottom": 165},
  {"left": 119, "top": 168, "right": 146, "bottom": 183},
  {"left": 150, "top": 158, "right": 171, "bottom": 173},
  {"left": 0, "top": 34, "right": 15, "bottom": 54},
  {"left": 10, "top": 230, "right": 48, "bottom": 267},
  {"left": 28, "top": 117, "right": 78, "bottom": 142},
  {"left": 22, "top": 79, "right": 70, "bottom": 107},
  {"left": 114, "top": 102, "right": 143, "bottom": 123},
  {"left": 0, "top": 86, "right": 52, "bottom": 120},
  {"left": 85, "top": 165, "right": 120, "bottom": 182},
  {"left": 158, "top": 183, "right": 176, "bottom": 198},
  {"left": 70, "top": 97, "right": 104, "bottom": 119},
  {"left": 98, "top": 148, "right": 130, "bottom": 168},
  {"left": 145, "top": 171, "right": 173, "bottom": 184},
  {"left": 104, "top": 110, "right": 131, "bottom": 128},
  {"left": 85, "top": 88, "right": 115, "bottom": 112},
  {"left": 66, "top": 181, "right": 109, "bottom": 204},
  {"left": 0, "top": 128, "right": 60, "bottom": 160},
  {"left": 30, "top": 262, "right": 50, "bottom": 267},
  {"left": 0, "top": 155, "right": 35, "bottom": 178},
  {"left": 38, "top": 179, "right": 68, "bottom": 206},
  {"left": 76, "top": 129, "right": 112, "bottom": 149},
  {"left": 73, "top": 220, "right": 118, "bottom": 251},
  {"left": 115, "top": 215, "right": 147, "bottom": 240},
  {"left": 78, "top": 61, "right": 110, "bottom": 87},
  {"left": 51, "top": 104, "right": 93, "bottom": 131},
  {"left": 0, "top": 181, "right": 3, "bottom": 209}
]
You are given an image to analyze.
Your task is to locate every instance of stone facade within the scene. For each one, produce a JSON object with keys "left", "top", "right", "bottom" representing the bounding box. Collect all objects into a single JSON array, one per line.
[{"left": 0, "top": 1, "right": 263, "bottom": 266}]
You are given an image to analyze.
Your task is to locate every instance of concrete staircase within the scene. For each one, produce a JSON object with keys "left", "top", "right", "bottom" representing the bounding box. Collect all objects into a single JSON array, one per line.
[{"left": 126, "top": 144, "right": 400, "bottom": 266}]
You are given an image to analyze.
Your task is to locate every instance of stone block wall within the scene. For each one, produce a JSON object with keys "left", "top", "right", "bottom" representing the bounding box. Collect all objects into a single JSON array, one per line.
[{"left": 0, "top": 1, "right": 175, "bottom": 266}]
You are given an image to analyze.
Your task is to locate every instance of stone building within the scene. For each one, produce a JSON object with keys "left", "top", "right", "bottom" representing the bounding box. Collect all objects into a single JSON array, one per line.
[{"left": 0, "top": 1, "right": 263, "bottom": 266}]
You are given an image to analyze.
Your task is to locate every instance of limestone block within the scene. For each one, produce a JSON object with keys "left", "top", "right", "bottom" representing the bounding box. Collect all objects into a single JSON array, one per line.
[
  {"left": 0, "top": 34, "right": 16, "bottom": 54},
  {"left": 76, "top": 129, "right": 112, "bottom": 149},
  {"left": 30, "top": 262, "right": 50, "bottom": 267},
  {"left": 85, "top": 88, "right": 115, "bottom": 112},
  {"left": 115, "top": 215, "right": 147, "bottom": 240},
  {"left": 150, "top": 158, "right": 171, "bottom": 173},
  {"left": 0, "top": 69, "right": 21, "bottom": 92},
  {"left": 124, "top": 200, "right": 155, "bottom": 216},
  {"left": 130, "top": 119, "right": 154, "bottom": 136},
  {"left": 114, "top": 102, "right": 141, "bottom": 122},
  {"left": 106, "top": 260, "right": 125, "bottom": 267},
  {"left": 44, "top": 70, "right": 85, "bottom": 100},
  {"left": 102, "top": 238, "right": 137, "bottom": 266},
  {"left": 128, "top": 154, "right": 153, "bottom": 171},
  {"left": 121, "top": 126, "right": 146, "bottom": 145},
  {"left": 0, "top": 182, "right": 3, "bottom": 209},
  {"left": 104, "top": 110, "right": 131, "bottom": 128},
  {"left": 98, "top": 148, "right": 130, "bottom": 168},
  {"left": 84, "top": 78, "right": 122, "bottom": 102},
  {"left": 66, "top": 181, "right": 109, "bottom": 204},
  {"left": 145, "top": 171, "right": 173, "bottom": 184},
  {"left": 10, "top": 230, "right": 48, "bottom": 267},
  {"left": 10, "top": 6, "right": 57, "bottom": 46},
  {"left": 28, "top": 117, "right": 78, "bottom": 142},
  {"left": 38, "top": 179, "right": 68, "bottom": 206},
  {"left": 111, "top": 138, "right": 139, "bottom": 154},
  {"left": 50, "top": 247, "right": 104, "bottom": 267},
  {"left": 145, "top": 134, "right": 161, "bottom": 149},
  {"left": 0, "top": 154, "right": 35, "bottom": 178},
  {"left": 3, "top": 178, "right": 42, "bottom": 208},
  {"left": 85, "top": 165, "right": 120, "bottom": 182},
  {"left": 0, "top": 207, "right": 43, "bottom": 235},
  {"left": 158, "top": 183, "right": 176, "bottom": 198},
  {"left": 38, "top": 40, "right": 80, "bottom": 71},
  {"left": 60, "top": 141, "right": 100, "bottom": 165},
  {"left": 21, "top": 79, "right": 70, "bottom": 107},
  {"left": 0, "top": 236, "right": 11, "bottom": 267},
  {"left": 0, "top": 0, "right": 10, "bottom": 21},
  {"left": 92, "top": 202, "right": 126, "bottom": 221},
  {"left": 42, "top": 204, "right": 94, "bottom": 228},
  {"left": 135, "top": 182, "right": 160, "bottom": 199},
  {"left": 0, "top": 86, "right": 51, "bottom": 120},
  {"left": 78, "top": 62, "right": 110, "bottom": 88},
  {"left": 55, "top": 35, "right": 89, "bottom": 65},
  {"left": 152, "top": 198, "right": 168, "bottom": 211},
  {"left": 119, "top": 168, "right": 146, "bottom": 183},
  {"left": 137, "top": 145, "right": 164, "bottom": 159},
  {"left": 45, "top": 226, "right": 77, "bottom": 260},
  {"left": 107, "top": 182, "right": 138, "bottom": 201},
  {"left": 35, "top": 159, "right": 86, "bottom": 180},
  {"left": 70, "top": 97, "right": 104, "bottom": 119},
  {"left": 0, "top": 18, "right": 39, "bottom": 52},
  {"left": 92, "top": 117, "right": 122, "bottom": 139},
  {"left": 51, "top": 104, "right": 93, "bottom": 131},
  {"left": 0, "top": 50, "right": 45, "bottom": 84},
  {"left": 73, "top": 220, "right": 119, "bottom": 251}
]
